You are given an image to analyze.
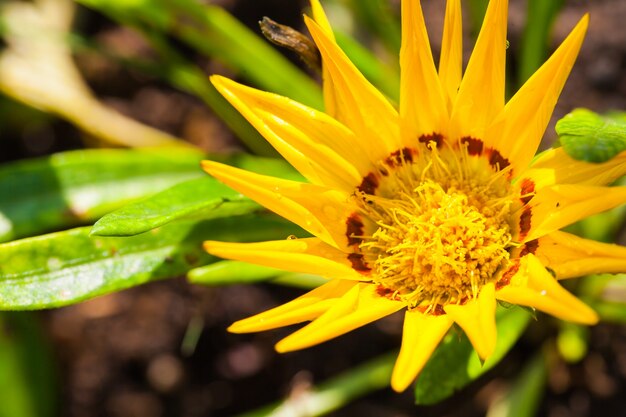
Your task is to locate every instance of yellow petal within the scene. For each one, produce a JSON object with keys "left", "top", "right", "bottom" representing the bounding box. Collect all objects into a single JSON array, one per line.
[
  {"left": 202, "top": 161, "right": 353, "bottom": 248},
  {"left": 275, "top": 283, "right": 404, "bottom": 352},
  {"left": 204, "top": 238, "right": 365, "bottom": 280},
  {"left": 523, "top": 184, "right": 626, "bottom": 242},
  {"left": 486, "top": 15, "right": 588, "bottom": 174},
  {"left": 228, "top": 279, "right": 358, "bottom": 333},
  {"left": 211, "top": 76, "right": 367, "bottom": 190},
  {"left": 535, "top": 231, "right": 626, "bottom": 279},
  {"left": 444, "top": 283, "right": 497, "bottom": 360},
  {"left": 309, "top": 0, "right": 334, "bottom": 39},
  {"left": 522, "top": 148, "right": 626, "bottom": 191},
  {"left": 391, "top": 311, "right": 452, "bottom": 392},
  {"left": 399, "top": 0, "right": 448, "bottom": 143},
  {"left": 496, "top": 254, "right": 599, "bottom": 325},
  {"left": 438, "top": 0, "right": 463, "bottom": 111},
  {"left": 450, "top": 0, "right": 507, "bottom": 141},
  {"left": 309, "top": 0, "right": 339, "bottom": 118},
  {"left": 305, "top": 16, "right": 401, "bottom": 161}
]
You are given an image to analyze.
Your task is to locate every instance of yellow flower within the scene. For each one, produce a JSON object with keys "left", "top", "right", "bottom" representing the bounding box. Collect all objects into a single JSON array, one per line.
[{"left": 202, "top": 0, "right": 626, "bottom": 392}]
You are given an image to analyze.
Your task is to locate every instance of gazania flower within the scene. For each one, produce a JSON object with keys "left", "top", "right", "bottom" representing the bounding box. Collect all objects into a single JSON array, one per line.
[{"left": 202, "top": 0, "right": 626, "bottom": 392}]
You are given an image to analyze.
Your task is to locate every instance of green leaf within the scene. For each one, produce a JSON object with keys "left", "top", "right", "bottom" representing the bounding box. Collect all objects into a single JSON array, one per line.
[
  {"left": 235, "top": 351, "right": 395, "bottom": 417},
  {"left": 189, "top": 258, "right": 328, "bottom": 289},
  {"left": 556, "top": 109, "right": 626, "bottom": 163},
  {"left": 496, "top": 353, "right": 547, "bottom": 417},
  {"left": 91, "top": 154, "right": 300, "bottom": 237},
  {"left": 346, "top": 0, "right": 401, "bottom": 55},
  {"left": 335, "top": 31, "right": 399, "bottom": 102},
  {"left": 579, "top": 274, "right": 626, "bottom": 323},
  {"left": 0, "top": 148, "right": 205, "bottom": 242},
  {"left": 0, "top": 214, "right": 302, "bottom": 310},
  {"left": 91, "top": 177, "right": 259, "bottom": 236},
  {"left": 75, "top": 0, "right": 323, "bottom": 109},
  {"left": 519, "top": 0, "right": 564, "bottom": 85},
  {"left": 414, "top": 306, "right": 531, "bottom": 405},
  {"left": 188, "top": 260, "right": 282, "bottom": 286},
  {"left": 0, "top": 313, "right": 57, "bottom": 417}
]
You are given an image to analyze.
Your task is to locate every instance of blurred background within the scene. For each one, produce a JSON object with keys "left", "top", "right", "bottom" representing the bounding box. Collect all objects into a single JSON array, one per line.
[{"left": 1, "top": 0, "right": 625, "bottom": 416}]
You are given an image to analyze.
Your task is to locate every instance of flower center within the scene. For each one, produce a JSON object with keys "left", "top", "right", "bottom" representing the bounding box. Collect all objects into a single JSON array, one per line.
[{"left": 355, "top": 142, "right": 515, "bottom": 311}]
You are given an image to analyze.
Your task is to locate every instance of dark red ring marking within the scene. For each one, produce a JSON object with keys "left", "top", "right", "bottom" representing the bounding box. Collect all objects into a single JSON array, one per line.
[
  {"left": 348, "top": 253, "right": 371, "bottom": 273},
  {"left": 346, "top": 213, "right": 365, "bottom": 247},
  {"left": 518, "top": 207, "right": 532, "bottom": 241}
]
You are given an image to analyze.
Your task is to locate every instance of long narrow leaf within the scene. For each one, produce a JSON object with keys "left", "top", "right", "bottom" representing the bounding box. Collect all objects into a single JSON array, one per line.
[
  {"left": 0, "top": 214, "right": 301, "bottom": 310},
  {"left": 0, "top": 148, "right": 205, "bottom": 242},
  {"left": 91, "top": 154, "right": 300, "bottom": 237}
]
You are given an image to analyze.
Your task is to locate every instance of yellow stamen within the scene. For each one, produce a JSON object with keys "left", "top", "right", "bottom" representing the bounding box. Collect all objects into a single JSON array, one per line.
[{"left": 356, "top": 142, "right": 515, "bottom": 310}]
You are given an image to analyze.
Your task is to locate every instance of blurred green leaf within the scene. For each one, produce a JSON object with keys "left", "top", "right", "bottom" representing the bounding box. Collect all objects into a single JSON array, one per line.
[
  {"left": 75, "top": 0, "right": 323, "bottom": 109},
  {"left": 0, "top": 313, "right": 57, "bottom": 417},
  {"left": 92, "top": 154, "right": 300, "bottom": 237},
  {"left": 335, "top": 31, "right": 399, "bottom": 101},
  {"left": 556, "top": 322, "right": 588, "bottom": 363},
  {"left": 345, "top": 0, "right": 401, "bottom": 55},
  {"left": 236, "top": 351, "right": 395, "bottom": 417},
  {"left": 519, "top": 0, "right": 564, "bottom": 85},
  {"left": 467, "top": 0, "right": 489, "bottom": 36},
  {"left": 490, "top": 353, "right": 547, "bottom": 417},
  {"left": 414, "top": 306, "right": 531, "bottom": 405},
  {"left": 0, "top": 148, "right": 206, "bottom": 243},
  {"left": 0, "top": 214, "right": 301, "bottom": 310},
  {"left": 189, "top": 260, "right": 281, "bottom": 286},
  {"left": 579, "top": 274, "right": 626, "bottom": 323},
  {"left": 557, "top": 109, "right": 626, "bottom": 163}
]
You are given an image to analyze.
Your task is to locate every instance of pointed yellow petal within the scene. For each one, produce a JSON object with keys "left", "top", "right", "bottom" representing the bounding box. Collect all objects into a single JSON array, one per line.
[
  {"left": 399, "top": 0, "right": 448, "bottom": 143},
  {"left": 444, "top": 283, "right": 497, "bottom": 360},
  {"left": 228, "top": 280, "right": 358, "bottom": 333},
  {"left": 275, "top": 283, "right": 404, "bottom": 352},
  {"left": 438, "top": 0, "right": 463, "bottom": 111},
  {"left": 211, "top": 76, "right": 368, "bottom": 190},
  {"left": 309, "top": 0, "right": 339, "bottom": 118},
  {"left": 450, "top": 0, "right": 508, "bottom": 141},
  {"left": 496, "top": 254, "right": 599, "bottom": 325},
  {"left": 202, "top": 161, "right": 353, "bottom": 248},
  {"left": 204, "top": 238, "right": 364, "bottom": 280},
  {"left": 486, "top": 15, "right": 588, "bottom": 173},
  {"left": 390, "top": 311, "right": 452, "bottom": 392},
  {"left": 309, "top": 0, "right": 334, "bottom": 39},
  {"left": 523, "top": 184, "right": 626, "bottom": 242},
  {"left": 522, "top": 148, "right": 626, "bottom": 191},
  {"left": 305, "top": 16, "right": 401, "bottom": 161},
  {"left": 535, "top": 231, "right": 626, "bottom": 279}
]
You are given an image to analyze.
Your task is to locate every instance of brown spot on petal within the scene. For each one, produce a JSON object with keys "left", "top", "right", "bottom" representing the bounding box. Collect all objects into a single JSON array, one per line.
[
  {"left": 520, "top": 239, "right": 539, "bottom": 257},
  {"left": 461, "top": 136, "right": 484, "bottom": 156},
  {"left": 348, "top": 253, "right": 371, "bottom": 273},
  {"left": 376, "top": 285, "right": 395, "bottom": 298},
  {"left": 518, "top": 207, "right": 532, "bottom": 240},
  {"left": 346, "top": 213, "right": 364, "bottom": 246},
  {"left": 419, "top": 133, "right": 444, "bottom": 148},
  {"left": 385, "top": 147, "right": 415, "bottom": 167},
  {"left": 432, "top": 304, "right": 445, "bottom": 316},
  {"left": 358, "top": 172, "right": 379, "bottom": 195},
  {"left": 487, "top": 148, "right": 511, "bottom": 171},
  {"left": 520, "top": 178, "right": 536, "bottom": 205},
  {"left": 496, "top": 262, "right": 520, "bottom": 290}
]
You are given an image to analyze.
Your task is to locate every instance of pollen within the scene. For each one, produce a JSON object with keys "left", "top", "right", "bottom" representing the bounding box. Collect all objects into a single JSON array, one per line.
[{"left": 356, "top": 141, "right": 516, "bottom": 311}]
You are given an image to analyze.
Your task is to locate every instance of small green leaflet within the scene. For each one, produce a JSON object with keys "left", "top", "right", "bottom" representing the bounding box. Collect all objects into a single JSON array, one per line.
[{"left": 556, "top": 109, "right": 626, "bottom": 163}]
